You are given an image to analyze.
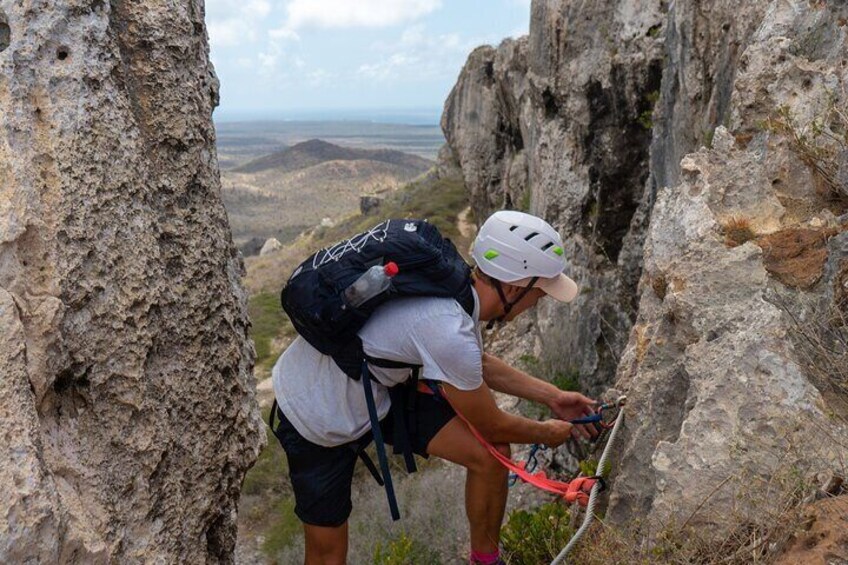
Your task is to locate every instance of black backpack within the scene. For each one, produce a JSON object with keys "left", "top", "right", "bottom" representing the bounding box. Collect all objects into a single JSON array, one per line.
[
  {"left": 273, "top": 218, "right": 474, "bottom": 520},
  {"left": 280, "top": 218, "right": 474, "bottom": 376}
]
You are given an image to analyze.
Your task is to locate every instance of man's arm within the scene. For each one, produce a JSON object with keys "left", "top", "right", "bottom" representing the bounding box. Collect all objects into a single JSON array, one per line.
[
  {"left": 439, "top": 381, "right": 573, "bottom": 447},
  {"left": 482, "top": 352, "right": 561, "bottom": 403},
  {"left": 482, "top": 352, "right": 597, "bottom": 436}
]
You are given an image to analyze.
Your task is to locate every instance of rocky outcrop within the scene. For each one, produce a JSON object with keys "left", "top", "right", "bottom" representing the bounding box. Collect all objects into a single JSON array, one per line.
[
  {"left": 775, "top": 495, "right": 848, "bottom": 565},
  {"left": 359, "top": 195, "right": 383, "bottom": 216},
  {"left": 444, "top": 0, "right": 848, "bottom": 537},
  {"left": 0, "top": 2, "right": 262, "bottom": 563},
  {"left": 609, "top": 126, "right": 848, "bottom": 528},
  {"left": 608, "top": 0, "right": 848, "bottom": 530},
  {"left": 443, "top": 1, "right": 667, "bottom": 394},
  {"left": 259, "top": 237, "right": 282, "bottom": 256}
]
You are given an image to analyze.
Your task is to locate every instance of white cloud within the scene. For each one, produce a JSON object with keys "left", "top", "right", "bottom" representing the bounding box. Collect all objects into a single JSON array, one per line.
[
  {"left": 257, "top": 39, "right": 285, "bottom": 77},
  {"left": 206, "top": 0, "right": 273, "bottom": 47},
  {"left": 306, "top": 69, "right": 333, "bottom": 87},
  {"left": 358, "top": 24, "right": 490, "bottom": 83},
  {"left": 285, "top": 0, "right": 442, "bottom": 29},
  {"left": 400, "top": 23, "right": 425, "bottom": 46},
  {"left": 358, "top": 53, "right": 419, "bottom": 81},
  {"left": 269, "top": 27, "right": 300, "bottom": 41}
]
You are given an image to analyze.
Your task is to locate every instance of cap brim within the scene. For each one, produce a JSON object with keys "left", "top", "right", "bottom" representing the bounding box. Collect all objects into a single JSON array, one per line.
[{"left": 537, "top": 274, "right": 579, "bottom": 303}]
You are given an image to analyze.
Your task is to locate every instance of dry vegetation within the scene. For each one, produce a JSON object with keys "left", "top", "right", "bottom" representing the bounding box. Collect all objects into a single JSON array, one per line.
[
  {"left": 505, "top": 443, "right": 846, "bottom": 565},
  {"left": 782, "top": 292, "right": 848, "bottom": 419},
  {"left": 765, "top": 100, "right": 848, "bottom": 204},
  {"left": 720, "top": 215, "right": 758, "bottom": 247},
  {"left": 243, "top": 171, "right": 470, "bottom": 296},
  {"left": 223, "top": 159, "right": 426, "bottom": 247}
]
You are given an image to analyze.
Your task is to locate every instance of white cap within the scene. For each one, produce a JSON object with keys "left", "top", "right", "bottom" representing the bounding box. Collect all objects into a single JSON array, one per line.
[{"left": 472, "top": 210, "right": 578, "bottom": 302}]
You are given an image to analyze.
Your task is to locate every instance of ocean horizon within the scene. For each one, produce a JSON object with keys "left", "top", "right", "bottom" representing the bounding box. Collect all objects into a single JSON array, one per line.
[{"left": 213, "top": 107, "right": 443, "bottom": 126}]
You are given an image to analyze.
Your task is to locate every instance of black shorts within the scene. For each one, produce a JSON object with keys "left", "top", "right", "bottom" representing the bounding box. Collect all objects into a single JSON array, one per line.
[{"left": 271, "top": 389, "right": 456, "bottom": 527}]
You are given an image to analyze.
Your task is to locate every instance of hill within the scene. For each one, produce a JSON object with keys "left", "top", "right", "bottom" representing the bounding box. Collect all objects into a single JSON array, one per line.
[
  {"left": 222, "top": 139, "right": 435, "bottom": 247},
  {"left": 232, "top": 138, "right": 433, "bottom": 175}
]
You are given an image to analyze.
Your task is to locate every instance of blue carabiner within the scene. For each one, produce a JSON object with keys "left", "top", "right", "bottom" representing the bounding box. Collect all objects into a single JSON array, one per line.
[
  {"left": 569, "top": 413, "right": 603, "bottom": 425},
  {"left": 508, "top": 443, "right": 547, "bottom": 487}
]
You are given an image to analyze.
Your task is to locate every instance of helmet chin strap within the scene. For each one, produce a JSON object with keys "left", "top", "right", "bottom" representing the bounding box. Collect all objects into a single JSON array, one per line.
[{"left": 486, "top": 277, "right": 540, "bottom": 330}]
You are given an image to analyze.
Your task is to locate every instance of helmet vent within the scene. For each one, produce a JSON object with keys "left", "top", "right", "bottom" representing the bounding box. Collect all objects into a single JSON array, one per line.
[
  {"left": 541, "top": 241, "right": 554, "bottom": 251},
  {"left": 524, "top": 231, "right": 539, "bottom": 241},
  {"left": 509, "top": 225, "right": 519, "bottom": 232}
]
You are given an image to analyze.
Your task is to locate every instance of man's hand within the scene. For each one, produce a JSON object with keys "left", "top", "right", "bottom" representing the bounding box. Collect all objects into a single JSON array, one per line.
[
  {"left": 541, "top": 420, "right": 574, "bottom": 448},
  {"left": 549, "top": 391, "right": 598, "bottom": 440}
]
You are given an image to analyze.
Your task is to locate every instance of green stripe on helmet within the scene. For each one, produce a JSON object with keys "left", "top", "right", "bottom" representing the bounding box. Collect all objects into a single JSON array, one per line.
[
  {"left": 484, "top": 249, "right": 500, "bottom": 260},
  {"left": 552, "top": 246, "right": 564, "bottom": 256}
]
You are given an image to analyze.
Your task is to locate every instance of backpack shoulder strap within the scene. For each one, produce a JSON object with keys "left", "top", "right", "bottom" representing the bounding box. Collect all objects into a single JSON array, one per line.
[{"left": 360, "top": 360, "right": 401, "bottom": 521}]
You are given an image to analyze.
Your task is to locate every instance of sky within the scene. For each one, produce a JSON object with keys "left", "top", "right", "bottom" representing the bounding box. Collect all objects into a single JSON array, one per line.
[{"left": 205, "top": 0, "right": 531, "bottom": 121}]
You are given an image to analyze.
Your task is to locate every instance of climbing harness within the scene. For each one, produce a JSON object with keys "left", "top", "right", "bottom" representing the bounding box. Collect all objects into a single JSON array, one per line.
[{"left": 551, "top": 396, "right": 627, "bottom": 565}]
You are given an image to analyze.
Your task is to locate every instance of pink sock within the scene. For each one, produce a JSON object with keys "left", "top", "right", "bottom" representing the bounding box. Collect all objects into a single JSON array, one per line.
[{"left": 469, "top": 548, "right": 501, "bottom": 565}]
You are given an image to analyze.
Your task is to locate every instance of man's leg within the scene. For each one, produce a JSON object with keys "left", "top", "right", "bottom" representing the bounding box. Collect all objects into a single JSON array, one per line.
[
  {"left": 304, "top": 522, "right": 348, "bottom": 565},
  {"left": 271, "top": 407, "right": 360, "bottom": 565},
  {"left": 426, "top": 416, "right": 510, "bottom": 554}
]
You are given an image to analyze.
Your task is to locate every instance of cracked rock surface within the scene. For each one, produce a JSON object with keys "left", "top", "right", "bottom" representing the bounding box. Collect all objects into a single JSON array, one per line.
[
  {"left": 444, "top": 0, "right": 848, "bottom": 534},
  {"left": 0, "top": 1, "right": 263, "bottom": 562}
]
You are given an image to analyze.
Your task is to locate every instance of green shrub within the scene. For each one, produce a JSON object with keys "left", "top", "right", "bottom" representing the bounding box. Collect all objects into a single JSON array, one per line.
[
  {"left": 248, "top": 291, "right": 293, "bottom": 370},
  {"left": 501, "top": 502, "right": 574, "bottom": 564},
  {"left": 261, "top": 497, "right": 301, "bottom": 557},
  {"left": 373, "top": 532, "right": 442, "bottom": 564},
  {"left": 519, "top": 353, "right": 540, "bottom": 371},
  {"left": 638, "top": 109, "right": 654, "bottom": 130},
  {"left": 241, "top": 407, "right": 300, "bottom": 559},
  {"left": 551, "top": 369, "right": 580, "bottom": 392},
  {"left": 242, "top": 412, "right": 288, "bottom": 497}
]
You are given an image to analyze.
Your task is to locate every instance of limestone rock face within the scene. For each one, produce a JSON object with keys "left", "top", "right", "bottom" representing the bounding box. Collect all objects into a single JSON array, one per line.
[
  {"left": 444, "top": 0, "right": 848, "bottom": 535},
  {"left": 443, "top": 0, "right": 667, "bottom": 394},
  {"left": 0, "top": 2, "right": 263, "bottom": 563},
  {"left": 609, "top": 0, "right": 848, "bottom": 529},
  {"left": 610, "top": 128, "right": 848, "bottom": 528}
]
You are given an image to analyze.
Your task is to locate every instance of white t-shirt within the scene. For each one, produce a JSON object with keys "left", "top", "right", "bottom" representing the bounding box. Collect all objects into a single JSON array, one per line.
[{"left": 272, "top": 291, "right": 483, "bottom": 447}]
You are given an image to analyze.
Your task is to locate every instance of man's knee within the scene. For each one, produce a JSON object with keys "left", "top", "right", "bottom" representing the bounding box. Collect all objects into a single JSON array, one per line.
[
  {"left": 467, "top": 443, "right": 510, "bottom": 475},
  {"left": 494, "top": 443, "right": 511, "bottom": 459},
  {"left": 304, "top": 522, "right": 348, "bottom": 565}
]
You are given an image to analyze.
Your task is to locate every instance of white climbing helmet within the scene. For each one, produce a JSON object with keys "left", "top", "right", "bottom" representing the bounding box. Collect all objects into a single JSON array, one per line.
[{"left": 472, "top": 210, "right": 578, "bottom": 302}]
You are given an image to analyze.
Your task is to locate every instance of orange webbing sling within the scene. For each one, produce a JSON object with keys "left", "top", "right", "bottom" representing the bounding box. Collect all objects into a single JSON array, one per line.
[{"left": 418, "top": 381, "right": 599, "bottom": 506}]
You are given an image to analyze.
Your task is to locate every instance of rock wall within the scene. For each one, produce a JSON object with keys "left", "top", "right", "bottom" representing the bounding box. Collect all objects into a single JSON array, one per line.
[
  {"left": 609, "top": 0, "right": 848, "bottom": 530},
  {"left": 444, "top": 0, "right": 848, "bottom": 534},
  {"left": 0, "top": 1, "right": 263, "bottom": 562},
  {"left": 443, "top": 0, "right": 667, "bottom": 394}
]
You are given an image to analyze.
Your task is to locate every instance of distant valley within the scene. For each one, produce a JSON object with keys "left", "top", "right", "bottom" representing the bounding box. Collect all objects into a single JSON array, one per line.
[
  {"left": 216, "top": 122, "right": 444, "bottom": 251},
  {"left": 215, "top": 119, "right": 444, "bottom": 168}
]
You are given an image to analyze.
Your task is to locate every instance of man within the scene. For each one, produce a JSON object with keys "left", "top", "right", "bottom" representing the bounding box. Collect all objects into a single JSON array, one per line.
[{"left": 271, "top": 210, "right": 596, "bottom": 565}]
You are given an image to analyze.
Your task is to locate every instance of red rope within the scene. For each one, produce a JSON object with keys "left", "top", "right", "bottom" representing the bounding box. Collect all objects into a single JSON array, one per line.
[{"left": 430, "top": 383, "right": 597, "bottom": 506}]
